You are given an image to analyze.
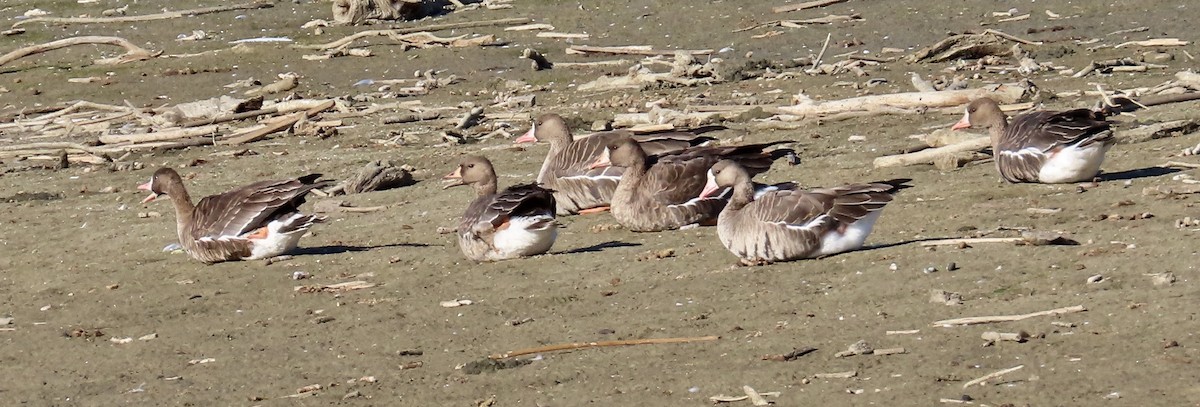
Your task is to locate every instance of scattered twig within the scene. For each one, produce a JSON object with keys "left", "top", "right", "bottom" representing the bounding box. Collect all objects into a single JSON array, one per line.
[
  {"left": 12, "top": 2, "right": 272, "bottom": 28},
  {"left": 780, "top": 82, "right": 1031, "bottom": 119},
  {"left": 813, "top": 371, "right": 857, "bottom": 379},
  {"left": 709, "top": 391, "right": 782, "bottom": 403},
  {"left": 773, "top": 0, "right": 849, "bottom": 14},
  {"left": 1115, "top": 38, "right": 1189, "bottom": 48},
  {"left": 566, "top": 45, "right": 713, "bottom": 56},
  {"left": 296, "top": 18, "right": 530, "bottom": 50},
  {"left": 0, "top": 36, "right": 159, "bottom": 67},
  {"left": 489, "top": 335, "right": 719, "bottom": 359},
  {"left": 98, "top": 125, "right": 220, "bottom": 144},
  {"left": 933, "top": 305, "right": 1086, "bottom": 327},
  {"left": 962, "top": 365, "right": 1025, "bottom": 388},
  {"left": 761, "top": 347, "right": 817, "bottom": 361},
  {"left": 812, "top": 33, "right": 832, "bottom": 70},
  {"left": 742, "top": 386, "right": 770, "bottom": 406}
]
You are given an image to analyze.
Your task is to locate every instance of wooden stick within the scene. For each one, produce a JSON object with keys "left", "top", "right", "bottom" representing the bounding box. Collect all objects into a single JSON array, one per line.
[
  {"left": 778, "top": 83, "right": 1030, "bottom": 118},
  {"left": 0, "top": 142, "right": 110, "bottom": 155},
  {"left": 98, "top": 125, "right": 219, "bottom": 144},
  {"left": 773, "top": 0, "right": 849, "bottom": 13},
  {"left": 873, "top": 137, "right": 991, "bottom": 168},
  {"left": 742, "top": 386, "right": 770, "bottom": 406},
  {"left": 1163, "top": 161, "right": 1200, "bottom": 169},
  {"left": 178, "top": 107, "right": 278, "bottom": 128},
  {"left": 489, "top": 335, "right": 719, "bottom": 359},
  {"left": 933, "top": 305, "right": 1086, "bottom": 327},
  {"left": 12, "top": 2, "right": 272, "bottom": 27},
  {"left": 0, "top": 36, "right": 158, "bottom": 67},
  {"left": 565, "top": 45, "right": 714, "bottom": 56},
  {"left": 919, "top": 237, "right": 1024, "bottom": 247},
  {"left": 296, "top": 18, "right": 530, "bottom": 50},
  {"left": 962, "top": 365, "right": 1024, "bottom": 388},
  {"left": 812, "top": 32, "right": 832, "bottom": 70},
  {"left": 220, "top": 100, "right": 335, "bottom": 145}
]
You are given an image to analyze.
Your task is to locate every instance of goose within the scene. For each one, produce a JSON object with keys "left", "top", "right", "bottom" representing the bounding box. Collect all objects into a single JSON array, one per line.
[
  {"left": 137, "top": 168, "right": 329, "bottom": 264},
  {"left": 515, "top": 113, "right": 718, "bottom": 215},
  {"left": 590, "top": 136, "right": 793, "bottom": 232},
  {"left": 700, "top": 160, "right": 909, "bottom": 265},
  {"left": 952, "top": 97, "right": 1115, "bottom": 183},
  {"left": 443, "top": 155, "right": 557, "bottom": 262}
]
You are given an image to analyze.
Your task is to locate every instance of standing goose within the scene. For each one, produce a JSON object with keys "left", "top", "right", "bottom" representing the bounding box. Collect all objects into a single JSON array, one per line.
[
  {"left": 137, "top": 168, "right": 330, "bottom": 264},
  {"left": 590, "top": 136, "right": 793, "bottom": 232},
  {"left": 699, "top": 160, "right": 908, "bottom": 265},
  {"left": 515, "top": 113, "right": 718, "bottom": 215},
  {"left": 952, "top": 97, "right": 1116, "bottom": 183},
  {"left": 443, "top": 155, "right": 557, "bottom": 262}
]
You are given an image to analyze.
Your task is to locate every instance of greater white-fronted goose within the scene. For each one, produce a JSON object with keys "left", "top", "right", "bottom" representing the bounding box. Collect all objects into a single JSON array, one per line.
[
  {"left": 952, "top": 97, "right": 1116, "bottom": 183},
  {"left": 443, "top": 155, "right": 557, "bottom": 262},
  {"left": 700, "top": 160, "right": 908, "bottom": 265},
  {"left": 138, "top": 168, "right": 330, "bottom": 264},
  {"left": 590, "top": 136, "right": 793, "bottom": 232},
  {"left": 515, "top": 113, "right": 718, "bottom": 215}
]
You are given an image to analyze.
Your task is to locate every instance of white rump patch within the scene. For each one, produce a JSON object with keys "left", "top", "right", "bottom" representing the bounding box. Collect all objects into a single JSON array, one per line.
[{"left": 492, "top": 215, "right": 556, "bottom": 257}]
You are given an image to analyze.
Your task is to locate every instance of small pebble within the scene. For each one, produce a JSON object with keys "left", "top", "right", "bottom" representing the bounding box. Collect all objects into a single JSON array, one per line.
[
  {"left": 922, "top": 266, "right": 937, "bottom": 274},
  {"left": 291, "top": 271, "right": 311, "bottom": 280},
  {"left": 947, "top": 262, "right": 959, "bottom": 271},
  {"left": 1086, "top": 274, "right": 1104, "bottom": 284}
]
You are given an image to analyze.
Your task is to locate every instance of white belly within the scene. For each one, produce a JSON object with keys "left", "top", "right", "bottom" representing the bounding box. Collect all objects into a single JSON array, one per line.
[
  {"left": 247, "top": 214, "right": 309, "bottom": 260},
  {"left": 816, "top": 211, "right": 881, "bottom": 257},
  {"left": 491, "top": 216, "right": 557, "bottom": 258},
  {"left": 1038, "top": 143, "right": 1111, "bottom": 183}
]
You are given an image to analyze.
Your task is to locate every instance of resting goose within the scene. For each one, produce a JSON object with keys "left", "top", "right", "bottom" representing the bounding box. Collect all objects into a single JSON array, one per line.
[
  {"left": 138, "top": 168, "right": 329, "bottom": 264},
  {"left": 443, "top": 155, "right": 557, "bottom": 262},
  {"left": 515, "top": 113, "right": 719, "bottom": 215},
  {"left": 590, "top": 136, "right": 793, "bottom": 232},
  {"left": 700, "top": 160, "right": 908, "bottom": 265},
  {"left": 952, "top": 97, "right": 1116, "bottom": 183}
]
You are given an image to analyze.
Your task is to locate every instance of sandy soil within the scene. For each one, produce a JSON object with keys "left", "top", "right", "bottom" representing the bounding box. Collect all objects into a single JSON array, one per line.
[{"left": 2, "top": 0, "right": 1199, "bottom": 405}]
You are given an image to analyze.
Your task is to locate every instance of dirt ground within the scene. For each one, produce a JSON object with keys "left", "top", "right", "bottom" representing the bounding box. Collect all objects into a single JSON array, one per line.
[{"left": 2, "top": 0, "right": 1199, "bottom": 405}]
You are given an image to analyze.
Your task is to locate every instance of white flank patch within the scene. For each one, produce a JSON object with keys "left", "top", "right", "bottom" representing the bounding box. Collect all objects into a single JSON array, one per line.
[
  {"left": 816, "top": 211, "right": 882, "bottom": 256},
  {"left": 1038, "top": 143, "right": 1110, "bottom": 183},
  {"left": 247, "top": 213, "right": 311, "bottom": 260},
  {"left": 493, "top": 215, "right": 556, "bottom": 256}
]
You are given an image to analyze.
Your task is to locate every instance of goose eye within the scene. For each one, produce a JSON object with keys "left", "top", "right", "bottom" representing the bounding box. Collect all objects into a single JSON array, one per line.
[
  {"left": 467, "top": 163, "right": 475, "bottom": 168},
  {"left": 968, "top": 107, "right": 976, "bottom": 113}
]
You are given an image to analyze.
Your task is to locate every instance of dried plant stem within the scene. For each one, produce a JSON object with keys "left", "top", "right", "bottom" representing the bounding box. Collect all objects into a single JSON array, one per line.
[{"left": 489, "top": 335, "right": 718, "bottom": 359}]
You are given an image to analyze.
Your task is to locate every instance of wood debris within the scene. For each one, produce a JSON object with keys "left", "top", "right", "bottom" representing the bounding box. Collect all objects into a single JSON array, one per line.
[
  {"left": 933, "top": 305, "right": 1086, "bottom": 327},
  {"left": 294, "top": 280, "right": 377, "bottom": 293},
  {"left": 962, "top": 365, "right": 1024, "bottom": 388}
]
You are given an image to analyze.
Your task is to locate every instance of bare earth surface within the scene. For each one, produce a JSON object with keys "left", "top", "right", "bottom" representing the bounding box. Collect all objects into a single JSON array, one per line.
[{"left": 2, "top": 0, "right": 1199, "bottom": 405}]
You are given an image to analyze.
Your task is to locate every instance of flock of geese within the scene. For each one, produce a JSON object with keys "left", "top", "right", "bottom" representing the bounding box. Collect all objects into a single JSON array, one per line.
[{"left": 137, "top": 96, "right": 1117, "bottom": 265}]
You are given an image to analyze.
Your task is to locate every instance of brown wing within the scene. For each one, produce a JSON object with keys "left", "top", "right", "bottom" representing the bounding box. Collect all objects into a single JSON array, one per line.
[
  {"left": 547, "top": 130, "right": 717, "bottom": 179},
  {"left": 748, "top": 180, "right": 906, "bottom": 231},
  {"left": 1001, "top": 109, "right": 1113, "bottom": 151},
  {"left": 647, "top": 141, "right": 795, "bottom": 204},
  {"left": 997, "top": 109, "right": 1113, "bottom": 183},
  {"left": 189, "top": 174, "right": 329, "bottom": 240},
  {"left": 460, "top": 183, "right": 556, "bottom": 233}
]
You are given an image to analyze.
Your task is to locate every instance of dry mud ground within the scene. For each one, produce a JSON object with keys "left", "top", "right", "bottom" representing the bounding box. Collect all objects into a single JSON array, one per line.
[{"left": 2, "top": 0, "right": 1200, "bottom": 406}]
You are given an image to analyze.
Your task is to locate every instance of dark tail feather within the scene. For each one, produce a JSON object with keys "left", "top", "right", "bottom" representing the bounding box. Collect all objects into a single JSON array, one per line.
[{"left": 874, "top": 178, "right": 914, "bottom": 193}]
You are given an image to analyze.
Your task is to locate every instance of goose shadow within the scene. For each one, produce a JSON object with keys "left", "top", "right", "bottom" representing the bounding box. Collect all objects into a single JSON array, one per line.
[
  {"left": 293, "top": 242, "right": 435, "bottom": 256},
  {"left": 1097, "top": 166, "right": 1181, "bottom": 182},
  {"left": 556, "top": 240, "right": 642, "bottom": 255},
  {"left": 812, "top": 236, "right": 957, "bottom": 260}
]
